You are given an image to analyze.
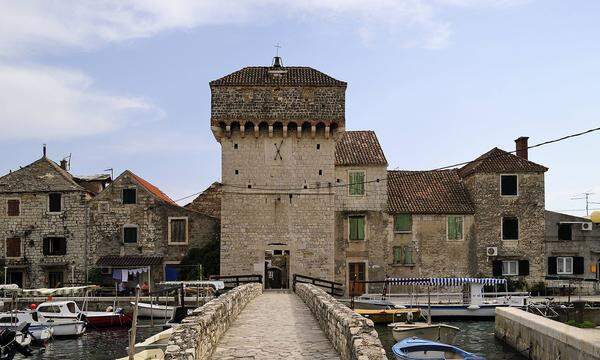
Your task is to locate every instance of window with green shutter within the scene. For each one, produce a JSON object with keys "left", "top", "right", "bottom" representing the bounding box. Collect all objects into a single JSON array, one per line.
[
  {"left": 447, "top": 215, "right": 464, "bottom": 240},
  {"left": 349, "top": 216, "right": 365, "bottom": 241},
  {"left": 393, "top": 246, "right": 414, "bottom": 265},
  {"left": 348, "top": 171, "right": 365, "bottom": 196},
  {"left": 393, "top": 246, "right": 403, "bottom": 263},
  {"left": 394, "top": 214, "right": 412, "bottom": 232},
  {"left": 403, "top": 246, "right": 413, "bottom": 264}
]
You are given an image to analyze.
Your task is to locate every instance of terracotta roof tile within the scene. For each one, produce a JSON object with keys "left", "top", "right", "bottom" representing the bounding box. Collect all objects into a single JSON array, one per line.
[
  {"left": 210, "top": 66, "right": 346, "bottom": 87},
  {"left": 128, "top": 171, "right": 178, "bottom": 206},
  {"left": 458, "top": 148, "right": 548, "bottom": 177},
  {"left": 186, "top": 182, "right": 222, "bottom": 219},
  {"left": 388, "top": 170, "right": 475, "bottom": 214},
  {"left": 335, "top": 131, "right": 387, "bottom": 166},
  {"left": 97, "top": 255, "right": 163, "bottom": 267}
]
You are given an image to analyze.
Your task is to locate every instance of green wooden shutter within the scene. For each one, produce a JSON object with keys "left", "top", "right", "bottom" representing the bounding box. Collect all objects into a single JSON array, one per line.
[
  {"left": 448, "top": 216, "right": 463, "bottom": 240},
  {"left": 349, "top": 171, "right": 365, "bottom": 195},
  {"left": 349, "top": 217, "right": 358, "bottom": 240},
  {"left": 357, "top": 216, "right": 365, "bottom": 240},
  {"left": 393, "top": 247, "right": 403, "bottom": 264},
  {"left": 394, "top": 214, "right": 412, "bottom": 232}
]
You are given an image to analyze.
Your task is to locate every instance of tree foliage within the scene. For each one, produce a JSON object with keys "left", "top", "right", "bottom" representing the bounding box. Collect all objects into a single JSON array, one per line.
[{"left": 180, "top": 238, "right": 220, "bottom": 280}]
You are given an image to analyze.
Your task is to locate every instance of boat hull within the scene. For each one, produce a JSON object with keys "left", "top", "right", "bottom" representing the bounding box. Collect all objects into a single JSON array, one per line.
[
  {"left": 419, "top": 304, "right": 504, "bottom": 318},
  {"left": 84, "top": 312, "right": 133, "bottom": 328},
  {"left": 133, "top": 302, "right": 175, "bottom": 319},
  {"left": 392, "top": 338, "right": 485, "bottom": 360},
  {"left": 44, "top": 320, "right": 86, "bottom": 337},
  {"left": 392, "top": 323, "right": 460, "bottom": 344}
]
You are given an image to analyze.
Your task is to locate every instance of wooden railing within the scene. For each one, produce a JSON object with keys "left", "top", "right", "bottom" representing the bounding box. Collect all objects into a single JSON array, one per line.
[
  {"left": 209, "top": 274, "right": 263, "bottom": 290},
  {"left": 292, "top": 274, "right": 344, "bottom": 297}
]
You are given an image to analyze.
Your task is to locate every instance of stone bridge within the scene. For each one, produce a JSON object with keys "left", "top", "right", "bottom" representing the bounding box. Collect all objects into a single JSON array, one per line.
[{"left": 164, "top": 284, "right": 386, "bottom": 360}]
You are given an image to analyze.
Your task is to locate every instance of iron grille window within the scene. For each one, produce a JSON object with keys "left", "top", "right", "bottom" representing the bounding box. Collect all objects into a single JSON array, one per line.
[{"left": 7, "top": 200, "right": 20, "bottom": 216}]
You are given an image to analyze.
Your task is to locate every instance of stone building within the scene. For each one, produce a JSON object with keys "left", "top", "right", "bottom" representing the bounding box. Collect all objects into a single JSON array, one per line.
[
  {"left": 89, "top": 171, "right": 219, "bottom": 290},
  {"left": 202, "top": 57, "right": 551, "bottom": 293},
  {"left": 545, "top": 210, "right": 599, "bottom": 291},
  {"left": 0, "top": 154, "right": 93, "bottom": 288}
]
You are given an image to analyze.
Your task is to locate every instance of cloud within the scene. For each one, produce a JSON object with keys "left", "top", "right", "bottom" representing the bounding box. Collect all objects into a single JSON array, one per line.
[
  {"left": 0, "top": 64, "right": 161, "bottom": 140},
  {"left": 0, "top": 0, "right": 529, "bottom": 57}
]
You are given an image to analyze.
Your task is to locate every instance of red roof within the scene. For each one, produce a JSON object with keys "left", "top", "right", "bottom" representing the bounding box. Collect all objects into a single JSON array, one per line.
[
  {"left": 128, "top": 172, "right": 177, "bottom": 205},
  {"left": 458, "top": 148, "right": 548, "bottom": 177},
  {"left": 335, "top": 131, "right": 387, "bottom": 166}
]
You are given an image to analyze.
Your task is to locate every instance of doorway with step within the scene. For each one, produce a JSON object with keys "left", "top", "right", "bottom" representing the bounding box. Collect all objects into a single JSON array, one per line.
[
  {"left": 264, "top": 249, "right": 290, "bottom": 289},
  {"left": 348, "top": 262, "right": 366, "bottom": 296}
]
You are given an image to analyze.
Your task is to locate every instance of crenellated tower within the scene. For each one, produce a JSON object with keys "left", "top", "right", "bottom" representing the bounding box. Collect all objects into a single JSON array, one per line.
[{"left": 210, "top": 57, "right": 347, "bottom": 286}]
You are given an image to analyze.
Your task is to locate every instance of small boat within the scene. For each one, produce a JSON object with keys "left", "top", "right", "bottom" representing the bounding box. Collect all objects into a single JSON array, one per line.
[
  {"left": 354, "top": 308, "right": 420, "bottom": 324},
  {"left": 132, "top": 302, "right": 174, "bottom": 319},
  {"left": 0, "top": 311, "right": 53, "bottom": 344},
  {"left": 390, "top": 323, "right": 460, "bottom": 344},
  {"left": 392, "top": 338, "right": 485, "bottom": 360},
  {"left": 35, "top": 301, "right": 86, "bottom": 337},
  {"left": 81, "top": 308, "right": 132, "bottom": 328},
  {"left": 115, "top": 349, "right": 164, "bottom": 360},
  {"left": 37, "top": 299, "right": 130, "bottom": 329}
]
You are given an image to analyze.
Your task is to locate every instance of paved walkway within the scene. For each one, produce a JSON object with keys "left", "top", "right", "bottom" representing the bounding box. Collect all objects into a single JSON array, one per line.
[{"left": 211, "top": 292, "right": 340, "bottom": 360}]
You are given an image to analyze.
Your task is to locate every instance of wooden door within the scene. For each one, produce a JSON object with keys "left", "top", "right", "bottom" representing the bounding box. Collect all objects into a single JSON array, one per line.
[{"left": 349, "top": 262, "right": 366, "bottom": 296}]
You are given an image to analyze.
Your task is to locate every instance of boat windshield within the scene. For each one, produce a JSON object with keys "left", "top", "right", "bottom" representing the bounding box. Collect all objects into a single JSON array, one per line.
[{"left": 39, "top": 305, "right": 61, "bottom": 313}]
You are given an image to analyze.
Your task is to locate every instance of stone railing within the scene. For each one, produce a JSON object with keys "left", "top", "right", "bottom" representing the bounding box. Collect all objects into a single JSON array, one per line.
[
  {"left": 496, "top": 307, "right": 600, "bottom": 360},
  {"left": 164, "top": 283, "right": 262, "bottom": 360},
  {"left": 295, "top": 283, "right": 387, "bottom": 360}
]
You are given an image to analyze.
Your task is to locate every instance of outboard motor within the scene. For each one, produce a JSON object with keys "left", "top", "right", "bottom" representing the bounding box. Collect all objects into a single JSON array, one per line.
[{"left": 0, "top": 326, "right": 33, "bottom": 359}]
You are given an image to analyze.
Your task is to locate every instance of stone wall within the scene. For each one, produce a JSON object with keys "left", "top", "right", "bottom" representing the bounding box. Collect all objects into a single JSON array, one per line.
[
  {"left": 164, "top": 283, "right": 262, "bottom": 360},
  {"left": 464, "top": 172, "right": 546, "bottom": 282},
  {"left": 0, "top": 191, "right": 90, "bottom": 288},
  {"left": 495, "top": 307, "right": 600, "bottom": 360},
  {"left": 295, "top": 283, "right": 387, "bottom": 360}
]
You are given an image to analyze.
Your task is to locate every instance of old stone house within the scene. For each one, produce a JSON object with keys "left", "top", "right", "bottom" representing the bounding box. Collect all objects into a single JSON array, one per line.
[
  {"left": 89, "top": 170, "right": 219, "bottom": 290},
  {"left": 0, "top": 155, "right": 94, "bottom": 288},
  {"left": 198, "top": 57, "right": 551, "bottom": 294},
  {"left": 545, "top": 210, "right": 600, "bottom": 291}
]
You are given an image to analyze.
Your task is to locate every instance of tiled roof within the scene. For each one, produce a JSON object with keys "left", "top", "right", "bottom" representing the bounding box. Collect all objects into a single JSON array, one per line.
[
  {"left": 210, "top": 66, "right": 346, "bottom": 87},
  {"left": 335, "top": 131, "right": 387, "bottom": 166},
  {"left": 0, "top": 157, "right": 87, "bottom": 193},
  {"left": 388, "top": 170, "right": 475, "bottom": 214},
  {"left": 458, "top": 148, "right": 548, "bottom": 178},
  {"left": 186, "top": 182, "right": 222, "bottom": 219},
  {"left": 97, "top": 255, "right": 163, "bottom": 267},
  {"left": 128, "top": 171, "right": 178, "bottom": 206}
]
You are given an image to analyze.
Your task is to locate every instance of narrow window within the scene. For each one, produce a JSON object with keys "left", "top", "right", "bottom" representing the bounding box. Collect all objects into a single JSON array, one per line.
[
  {"left": 348, "top": 216, "right": 366, "bottom": 241},
  {"left": 447, "top": 215, "right": 464, "bottom": 240},
  {"left": 557, "top": 223, "right": 572, "bottom": 241},
  {"left": 5, "top": 238, "right": 22, "bottom": 258},
  {"left": 500, "top": 175, "right": 518, "bottom": 196},
  {"left": 502, "top": 217, "right": 519, "bottom": 240},
  {"left": 319, "top": 169, "right": 323, "bottom": 176},
  {"left": 394, "top": 214, "right": 412, "bottom": 233},
  {"left": 48, "top": 193, "right": 62, "bottom": 212},
  {"left": 235, "top": 170, "right": 239, "bottom": 175},
  {"left": 557, "top": 257, "right": 573, "bottom": 275},
  {"left": 234, "top": 143, "right": 238, "bottom": 149},
  {"left": 316, "top": 144, "right": 320, "bottom": 150},
  {"left": 7, "top": 200, "right": 20, "bottom": 216},
  {"left": 123, "top": 226, "right": 138, "bottom": 244},
  {"left": 393, "top": 246, "right": 403, "bottom": 264},
  {"left": 169, "top": 218, "right": 188, "bottom": 244},
  {"left": 348, "top": 171, "right": 365, "bottom": 196},
  {"left": 502, "top": 260, "right": 519, "bottom": 276},
  {"left": 122, "top": 188, "right": 137, "bottom": 204},
  {"left": 43, "top": 237, "right": 67, "bottom": 255}
]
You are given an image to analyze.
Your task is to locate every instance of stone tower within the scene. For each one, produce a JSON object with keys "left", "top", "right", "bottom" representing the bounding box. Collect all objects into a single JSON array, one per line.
[{"left": 210, "top": 57, "right": 347, "bottom": 286}]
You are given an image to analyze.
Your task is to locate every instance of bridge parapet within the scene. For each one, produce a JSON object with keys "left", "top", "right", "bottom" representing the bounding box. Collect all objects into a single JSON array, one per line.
[
  {"left": 164, "top": 283, "right": 262, "bottom": 360},
  {"left": 295, "top": 283, "right": 387, "bottom": 360}
]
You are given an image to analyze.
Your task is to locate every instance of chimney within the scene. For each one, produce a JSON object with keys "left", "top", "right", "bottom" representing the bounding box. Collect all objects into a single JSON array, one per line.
[
  {"left": 515, "top": 136, "right": 529, "bottom": 160},
  {"left": 43, "top": 144, "right": 47, "bottom": 158},
  {"left": 60, "top": 159, "right": 68, "bottom": 170},
  {"left": 272, "top": 56, "right": 283, "bottom": 68}
]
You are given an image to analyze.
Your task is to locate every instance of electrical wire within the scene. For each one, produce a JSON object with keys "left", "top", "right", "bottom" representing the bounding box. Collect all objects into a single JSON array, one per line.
[{"left": 174, "top": 126, "right": 600, "bottom": 202}]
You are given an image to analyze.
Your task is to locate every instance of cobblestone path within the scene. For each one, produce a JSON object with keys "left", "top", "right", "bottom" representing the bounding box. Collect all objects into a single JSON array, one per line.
[{"left": 211, "top": 292, "right": 340, "bottom": 359}]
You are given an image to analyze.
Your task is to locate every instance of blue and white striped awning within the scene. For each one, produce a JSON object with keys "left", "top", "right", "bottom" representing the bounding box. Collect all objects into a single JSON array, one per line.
[{"left": 386, "top": 277, "right": 506, "bottom": 286}]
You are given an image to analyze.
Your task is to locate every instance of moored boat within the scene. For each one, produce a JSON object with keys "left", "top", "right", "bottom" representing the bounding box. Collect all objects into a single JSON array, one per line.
[
  {"left": 0, "top": 311, "right": 53, "bottom": 345},
  {"left": 390, "top": 322, "right": 460, "bottom": 344},
  {"left": 392, "top": 338, "right": 485, "bottom": 360},
  {"left": 132, "top": 302, "right": 174, "bottom": 319},
  {"left": 35, "top": 301, "right": 86, "bottom": 337}
]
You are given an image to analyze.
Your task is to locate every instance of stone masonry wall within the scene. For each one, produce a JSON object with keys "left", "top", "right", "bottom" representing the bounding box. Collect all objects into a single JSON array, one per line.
[
  {"left": 464, "top": 173, "right": 546, "bottom": 282},
  {"left": 295, "top": 283, "right": 387, "bottom": 360},
  {"left": 164, "top": 283, "right": 262, "bottom": 360},
  {"left": 0, "top": 191, "right": 90, "bottom": 288},
  {"left": 211, "top": 86, "right": 345, "bottom": 122}
]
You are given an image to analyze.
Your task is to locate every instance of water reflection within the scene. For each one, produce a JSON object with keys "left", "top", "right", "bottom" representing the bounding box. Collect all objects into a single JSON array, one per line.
[
  {"left": 376, "top": 320, "right": 526, "bottom": 360},
  {"left": 15, "top": 320, "right": 161, "bottom": 360}
]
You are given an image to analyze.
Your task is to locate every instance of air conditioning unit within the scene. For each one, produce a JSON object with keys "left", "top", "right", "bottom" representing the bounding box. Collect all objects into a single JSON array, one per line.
[
  {"left": 582, "top": 222, "right": 593, "bottom": 231},
  {"left": 486, "top": 247, "right": 498, "bottom": 256}
]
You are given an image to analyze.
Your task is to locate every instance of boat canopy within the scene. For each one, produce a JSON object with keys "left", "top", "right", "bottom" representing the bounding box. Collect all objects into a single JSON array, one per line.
[
  {"left": 4, "top": 285, "right": 99, "bottom": 296},
  {"left": 386, "top": 277, "right": 507, "bottom": 286},
  {"left": 158, "top": 280, "right": 225, "bottom": 290},
  {"left": 0, "top": 284, "right": 20, "bottom": 290}
]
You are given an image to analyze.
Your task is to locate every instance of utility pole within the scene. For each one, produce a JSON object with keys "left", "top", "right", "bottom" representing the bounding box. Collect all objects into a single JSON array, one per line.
[{"left": 571, "top": 192, "right": 595, "bottom": 216}]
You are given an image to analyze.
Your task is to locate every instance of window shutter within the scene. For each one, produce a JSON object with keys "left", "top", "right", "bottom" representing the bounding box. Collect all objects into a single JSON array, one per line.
[
  {"left": 573, "top": 257, "right": 584, "bottom": 275},
  {"left": 404, "top": 246, "right": 413, "bottom": 264},
  {"left": 518, "top": 260, "right": 529, "bottom": 276},
  {"left": 492, "top": 260, "right": 502, "bottom": 276},
  {"left": 43, "top": 238, "right": 50, "bottom": 255},
  {"left": 548, "top": 257, "right": 557, "bottom": 275},
  {"left": 357, "top": 217, "right": 365, "bottom": 240}
]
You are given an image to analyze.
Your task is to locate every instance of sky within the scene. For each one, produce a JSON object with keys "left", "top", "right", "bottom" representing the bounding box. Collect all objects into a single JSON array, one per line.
[{"left": 0, "top": 0, "right": 599, "bottom": 215}]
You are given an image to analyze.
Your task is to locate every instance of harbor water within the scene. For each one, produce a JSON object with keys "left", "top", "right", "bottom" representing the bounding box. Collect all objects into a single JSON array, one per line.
[
  {"left": 376, "top": 320, "right": 526, "bottom": 359},
  {"left": 15, "top": 320, "right": 162, "bottom": 360}
]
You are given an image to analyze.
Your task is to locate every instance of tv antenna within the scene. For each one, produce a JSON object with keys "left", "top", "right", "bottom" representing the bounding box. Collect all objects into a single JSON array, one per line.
[{"left": 571, "top": 191, "right": 596, "bottom": 216}]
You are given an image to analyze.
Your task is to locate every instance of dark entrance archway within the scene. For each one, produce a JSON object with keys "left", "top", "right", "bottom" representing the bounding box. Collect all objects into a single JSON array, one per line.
[{"left": 264, "top": 249, "right": 290, "bottom": 289}]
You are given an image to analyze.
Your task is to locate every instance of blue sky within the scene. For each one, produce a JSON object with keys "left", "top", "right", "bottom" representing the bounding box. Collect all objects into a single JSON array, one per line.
[{"left": 0, "top": 0, "right": 599, "bottom": 215}]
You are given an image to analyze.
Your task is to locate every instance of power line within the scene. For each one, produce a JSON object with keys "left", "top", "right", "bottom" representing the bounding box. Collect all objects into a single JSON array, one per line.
[{"left": 173, "top": 126, "right": 600, "bottom": 201}]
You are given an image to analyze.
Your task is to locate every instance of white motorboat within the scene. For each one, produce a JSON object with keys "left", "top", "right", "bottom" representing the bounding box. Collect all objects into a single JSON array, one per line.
[
  {"left": 0, "top": 311, "right": 53, "bottom": 344},
  {"left": 132, "top": 302, "right": 174, "bottom": 319},
  {"left": 390, "top": 322, "right": 460, "bottom": 343},
  {"left": 35, "top": 301, "right": 86, "bottom": 337}
]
